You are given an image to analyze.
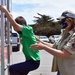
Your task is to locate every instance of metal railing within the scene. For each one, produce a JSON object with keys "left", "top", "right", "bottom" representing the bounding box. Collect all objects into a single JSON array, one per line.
[{"left": 0, "top": 0, "right": 12, "bottom": 75}]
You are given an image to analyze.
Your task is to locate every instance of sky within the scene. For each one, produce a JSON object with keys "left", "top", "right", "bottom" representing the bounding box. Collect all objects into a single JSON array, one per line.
[{"left": 12, "top": 0, "right": 75, "bottom": 24}]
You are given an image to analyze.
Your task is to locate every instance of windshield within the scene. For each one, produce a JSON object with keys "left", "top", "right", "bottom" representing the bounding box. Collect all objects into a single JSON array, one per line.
[
  {"left": 40, "top": 36, "right": 47, "bottom": 39},
  {"left": 54, "top": 35, "right": 60, "bottom": 38}
]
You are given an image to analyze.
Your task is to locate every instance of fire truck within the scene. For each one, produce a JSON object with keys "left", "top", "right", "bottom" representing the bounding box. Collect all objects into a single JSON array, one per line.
[{"left": 0, "top": 0, "right": 12, "bottom": 75}]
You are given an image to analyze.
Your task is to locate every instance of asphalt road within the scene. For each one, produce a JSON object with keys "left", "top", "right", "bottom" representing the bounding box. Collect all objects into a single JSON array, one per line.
[
  {"left": 1, "top": 45, "right": 57, "bottom": 75},
  {"left": 10, "top": 48, "right": 57, "bottom": 75}
]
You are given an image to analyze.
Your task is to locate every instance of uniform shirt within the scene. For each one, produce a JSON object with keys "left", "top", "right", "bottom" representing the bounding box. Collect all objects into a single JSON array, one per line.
[
  {"left": 53, "top": 29, "right": 75, "bottom": 75},
  {"left": 19, "top": 25, "right": 40, "bottom": 61}
]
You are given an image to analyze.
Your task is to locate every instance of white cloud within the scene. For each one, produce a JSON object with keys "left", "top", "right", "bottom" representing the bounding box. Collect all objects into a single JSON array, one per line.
[{"left": 12, "top": 0, "right": 75, "bottom": 24}]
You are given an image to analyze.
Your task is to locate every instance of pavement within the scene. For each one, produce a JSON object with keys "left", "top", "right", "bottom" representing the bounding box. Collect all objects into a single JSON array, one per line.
[
  {"left": 1, "top": 46, "right": 57, "bottom": 75},
  {"left": 10, "top": 50, "right": 56, "bottom": 75}
]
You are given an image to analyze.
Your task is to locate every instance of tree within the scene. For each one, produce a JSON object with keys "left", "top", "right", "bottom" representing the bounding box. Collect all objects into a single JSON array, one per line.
[
  {"left": 30, "top": 13, "right": 61, "bottom": 37},
  {"left": 33, "top": 13, "right": 54, "bottom": 25}
]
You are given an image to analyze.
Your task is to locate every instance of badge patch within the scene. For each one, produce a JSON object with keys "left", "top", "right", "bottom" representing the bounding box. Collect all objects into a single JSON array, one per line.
[
  {"left": 72, "top": 43, "right": 75, "bottom": 48},
  {"left": 71, "top": 43, "right": 75, "bottom": 51}
]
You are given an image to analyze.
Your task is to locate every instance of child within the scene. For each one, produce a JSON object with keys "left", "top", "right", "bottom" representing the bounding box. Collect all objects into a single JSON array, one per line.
[{"left": 0, "top": 5, "right": 40, "bottom": 75}]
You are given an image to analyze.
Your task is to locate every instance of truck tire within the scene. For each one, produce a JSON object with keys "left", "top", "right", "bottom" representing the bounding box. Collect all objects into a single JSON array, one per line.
[
  {"left": 17, "top": 44, "right": 20, "bottom": 51},
  {"left": 12, "top": 44, "right": 20, "bottom": 52}
]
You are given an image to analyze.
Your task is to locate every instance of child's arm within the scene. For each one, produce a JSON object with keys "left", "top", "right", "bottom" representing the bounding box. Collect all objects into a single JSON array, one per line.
[{"left": 0, "top": 5, "right": 21, "bottom": 32}]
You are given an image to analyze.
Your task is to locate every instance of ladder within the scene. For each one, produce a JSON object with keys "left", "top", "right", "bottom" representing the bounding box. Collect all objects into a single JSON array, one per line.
[{"left": 0, "top": 0, "right": 12, "bottom": 75}]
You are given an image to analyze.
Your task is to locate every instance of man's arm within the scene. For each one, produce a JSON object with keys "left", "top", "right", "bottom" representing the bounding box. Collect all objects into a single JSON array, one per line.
[{"left": 35, "top": 36, "right": 54, "bottom": 47}]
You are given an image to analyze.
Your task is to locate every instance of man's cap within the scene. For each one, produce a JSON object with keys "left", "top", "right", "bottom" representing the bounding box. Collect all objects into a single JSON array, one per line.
[{"left": 57, "top": 10, "right": 75, "bottom": 20}]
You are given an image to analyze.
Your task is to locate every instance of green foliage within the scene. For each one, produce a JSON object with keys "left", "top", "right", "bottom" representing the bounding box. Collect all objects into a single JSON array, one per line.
[{"left": 29, "top": 13, "right": 61, "bottom": 37}]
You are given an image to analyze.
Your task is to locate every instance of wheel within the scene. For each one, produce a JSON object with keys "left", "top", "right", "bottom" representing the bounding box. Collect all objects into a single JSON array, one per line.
[
  {"left": 17, "top": 44, "right": 20, "bottom": 51},
  {"left": 12, "top": 44, "right": 20, "bottom": 52}
]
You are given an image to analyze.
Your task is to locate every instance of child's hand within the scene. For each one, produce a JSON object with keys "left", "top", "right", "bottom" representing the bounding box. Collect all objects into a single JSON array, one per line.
[{"left": 0, "top": 5, "right": 6, "bottom": 12}]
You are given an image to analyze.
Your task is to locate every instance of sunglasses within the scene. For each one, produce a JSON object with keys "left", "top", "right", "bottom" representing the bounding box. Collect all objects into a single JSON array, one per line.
[
  {"left": 60, "top": 19, "right": 68, "bottom": 29},
  {"left": 61, "top": 19, "right": 66, "bottom": 22},
  {"left": 59, "top": 18, "right": 66, "bottom": 24}
]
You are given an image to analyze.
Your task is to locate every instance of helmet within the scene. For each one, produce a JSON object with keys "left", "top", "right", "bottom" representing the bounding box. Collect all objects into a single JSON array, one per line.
[{"left": 57, "top": 10, "right": 75, "bottom": 20}]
